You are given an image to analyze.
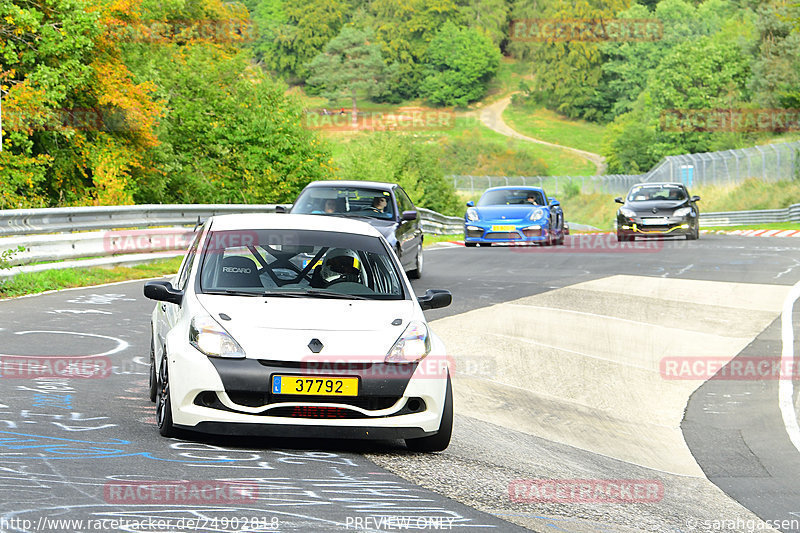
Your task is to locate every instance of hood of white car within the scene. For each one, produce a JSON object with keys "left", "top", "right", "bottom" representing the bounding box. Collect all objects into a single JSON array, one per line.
[{"left": 195, "top": 295, "right": 418, "bottom": 362}]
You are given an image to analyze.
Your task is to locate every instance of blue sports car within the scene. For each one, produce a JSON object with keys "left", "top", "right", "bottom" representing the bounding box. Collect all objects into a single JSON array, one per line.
[{"left": 464, "top": 186, "right": 566, "bottom": 247}]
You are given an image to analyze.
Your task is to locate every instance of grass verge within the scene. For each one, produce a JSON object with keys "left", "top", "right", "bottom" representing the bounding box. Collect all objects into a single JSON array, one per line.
[
  {"left": 424, "top": 233, "right": 462, "bottom": 246},
  {"left": 503, "top": 101, "right": 607, "bottom": 155},
  {"left": 0, "top": 256, "right": 183, "bottom": 299}
]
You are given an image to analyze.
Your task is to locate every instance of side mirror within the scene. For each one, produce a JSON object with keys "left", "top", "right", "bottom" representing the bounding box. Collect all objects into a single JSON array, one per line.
[
  {"left": 275, "top": 205, "right": 287, "bottom": 214},
  {"left": 144, "top": 280, "right": 184, "bottom": 306},
  {"left": 549, "top": 198, "right": 560, "bottom": 207},
  {"left": 401, "top": 210, "right": 417, "bottom": 221},
  {"left": 417, "top": 289, "right": 452, "bottom": 311},
  {"left": 691, "top": 196, "right": 701, "bottom": 202},
  {"left": 614, "top": 197, "right": 624, "bottom": 204},
  {"left": 466, "top": 201, "right": 475, "bottom": 207}
]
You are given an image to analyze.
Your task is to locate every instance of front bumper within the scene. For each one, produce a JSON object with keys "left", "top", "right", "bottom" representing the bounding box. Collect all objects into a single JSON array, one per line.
[
  {"left": 617, "top": 217, "right": 696, "bottom": 237},
  {"left": 165, "top": 346, "right": 448, "bottom": 438},
  {"left": 464, "top": 222, "right": 550, "bottom": 244}
]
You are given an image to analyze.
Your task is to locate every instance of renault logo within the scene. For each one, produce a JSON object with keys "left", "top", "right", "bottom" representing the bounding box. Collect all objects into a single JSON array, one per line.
[
  {"left": 308, "top": 339, "right": 323, "bottom": 353},
  {"left": 652, "top": 207, "right": 658, "bottom": 214}
]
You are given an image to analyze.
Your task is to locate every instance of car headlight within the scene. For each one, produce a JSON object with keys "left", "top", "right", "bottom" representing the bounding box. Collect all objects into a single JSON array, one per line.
[
  {"left": 466, "top": 207, "right": 479, "bottom": 221},
  {"left": 528, "top": 208, "right": 545, "bottom": 221},
  {"left": 619, "top": 207, "right": 636, "bottom": 218},
  {"left": 385, "top": 321, "right": 431, "bottom": 363},
  {"left": 673, "top": 207, "right": 692, "bottom": 217},
  {"left": 189, "top": 315, "right": 246, "bottom": 359}
]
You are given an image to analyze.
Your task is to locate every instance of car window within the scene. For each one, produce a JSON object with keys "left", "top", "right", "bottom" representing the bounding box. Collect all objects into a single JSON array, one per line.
[
  {"left": 198, "top": 229, "right": 405, "bottom": 300},
  {"left": 627, "top": 185, "right": 687, "bottom": 202},
  {"left": 395, "top": 187, "right": 414, "bottom": 214},
  {"left": 478, "top": 189, "right": 546, "bottom": 206},
  {"left": 291, "top": 186, "right": 395, "bottom": 220},
  {"left": 176, "top": 229, "right": 203, "bottom": 290}
]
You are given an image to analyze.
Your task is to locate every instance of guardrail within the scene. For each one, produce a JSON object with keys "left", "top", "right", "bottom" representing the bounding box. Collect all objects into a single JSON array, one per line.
[
  {"left": 700, "top": 204, "right": 800, "bottom": 227},
  {"left": 0, "top": 204, "right": 465, "bottom": 279},
  {"left": 0, "top": 204, "right": 288, "bottom": 236}
]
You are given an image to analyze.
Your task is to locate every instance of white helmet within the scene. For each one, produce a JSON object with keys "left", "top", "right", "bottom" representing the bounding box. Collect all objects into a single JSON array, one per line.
[{"left": 320, "top": 248, "right": 361, "bottom": 283}]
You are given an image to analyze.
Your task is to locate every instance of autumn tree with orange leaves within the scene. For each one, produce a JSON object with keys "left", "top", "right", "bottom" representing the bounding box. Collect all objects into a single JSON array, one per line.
[{"left": 0, "top": 0, "right": 333, "bottom": 208}]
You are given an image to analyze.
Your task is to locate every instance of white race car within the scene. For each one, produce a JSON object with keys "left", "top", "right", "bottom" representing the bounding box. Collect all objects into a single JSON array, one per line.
[{"left": 144, "top": 214, "right": 453, "bottom": 451}]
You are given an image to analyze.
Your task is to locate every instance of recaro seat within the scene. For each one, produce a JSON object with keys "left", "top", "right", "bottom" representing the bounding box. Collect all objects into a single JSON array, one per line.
[{"left": 218, "top": 256, "right": 262, "bottom": 289}]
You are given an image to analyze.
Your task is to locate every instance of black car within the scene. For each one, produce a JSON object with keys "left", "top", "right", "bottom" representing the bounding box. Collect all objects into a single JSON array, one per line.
[
  {"left": 615, "top": 182, "right": 700, "bottom": 241},
  {"left": 289, "top": 181, "right": 424, "bottom": 278}
]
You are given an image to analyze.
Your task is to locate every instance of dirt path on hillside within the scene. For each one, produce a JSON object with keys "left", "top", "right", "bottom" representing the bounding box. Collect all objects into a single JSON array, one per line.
[{"left": 475, "top": 95, "right": 607, "bottom": 175}]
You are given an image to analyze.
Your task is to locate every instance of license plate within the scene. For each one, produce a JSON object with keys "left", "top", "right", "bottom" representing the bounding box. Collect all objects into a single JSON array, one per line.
[
  {"left": 641, "top": 218, "right": 668, "bottom": 225},
  {"left": 491, "top": 225, "right": 516, "bottom": 231},
  {"left": 272, "top": 375, "right": 358, "bottom": 396}
]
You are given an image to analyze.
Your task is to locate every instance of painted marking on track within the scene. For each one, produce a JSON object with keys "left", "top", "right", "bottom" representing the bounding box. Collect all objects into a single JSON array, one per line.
[
  {"left": 0, "top": 331, "right": 129, "bottom": 358},
  {"left": 48, "top": 309, "right": 112, "bottom": 315},
  {"left": 779, "top": 280, "right": 800, "bottom": 454}
]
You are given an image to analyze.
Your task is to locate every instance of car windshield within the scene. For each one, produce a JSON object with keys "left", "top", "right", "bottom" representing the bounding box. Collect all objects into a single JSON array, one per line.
[
  {"left": 478, "top": 189, "right": 546, "bottom": 206},
  {"left": 291, "top": 187, "right": 394, "bottom": 220},
  {"left": 627, "top": 185, "right": 687, "bottom": 202},
  {"left": 198, "top": 229, "right": 405, "bottom": 300}
]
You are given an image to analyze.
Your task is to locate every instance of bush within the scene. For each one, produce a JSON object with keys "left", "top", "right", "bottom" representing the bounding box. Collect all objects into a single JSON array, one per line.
[
  {"left": 336, "top": 134, "right": 462, "bottom": 216},
  {"left": 419, "top": 22, "right": 501, "bottom": 107}
]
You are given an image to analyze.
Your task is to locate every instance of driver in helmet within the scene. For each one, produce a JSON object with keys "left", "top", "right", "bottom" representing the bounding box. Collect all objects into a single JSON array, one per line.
[{"left": 320, "top": 248, "right": 362, "bottom": 285}]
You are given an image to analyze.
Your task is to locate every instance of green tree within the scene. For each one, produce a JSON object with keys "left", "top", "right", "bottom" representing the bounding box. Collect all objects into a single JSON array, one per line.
[
  {"left": 419, "top": 21, "right": 501, "bottom": 107},
  {"left": 368, "top": 0, "right": 460, "bottom": 100},
  {"left": 306, "top": 27, "right": 392, "bottom": 126},
  {"left": 455, "top": 0, "right": 510, "bottom": 48},
  {"left": 603, "top": 35, "right": 752, "bottom": 173},
  {"left": 507, "top": 0, "right": 633, "bottom": 121},
  {"left": 750, "top": 1, "right": 800, "bottom": 108},
  {"left": 337, "top": 133, "right": 462, "bottom": 216},
  {"left": 126, "top": 39, "right": 335, "bottom": 204},
  {"left": 262, "top": 0, "right": 351, "bottom": 81}
]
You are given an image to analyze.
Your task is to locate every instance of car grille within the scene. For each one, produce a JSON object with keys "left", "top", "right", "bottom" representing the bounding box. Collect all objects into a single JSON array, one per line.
[
  {"left": 465, "top": 229, "right": 483, "bottom": 238},
  {"left": 267, "top": 406, "right": 363, "bottom": 419},
  {"left": 270, "top": 394, "right": 401, "bottom": 410},
  {"left": 485, "top": 232, "right": 520, "bottom": 240},
  {"left": 522, "top": 228, "right": 542, "bottom": 237},
  {"left": 196, "top": 391, "right": 401, "bottom": 411},
  {"left": 193, "top": 393, "right": 425, "bottom": 418}
]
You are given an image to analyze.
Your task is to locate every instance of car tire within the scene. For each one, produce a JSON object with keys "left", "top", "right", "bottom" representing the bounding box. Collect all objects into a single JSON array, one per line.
[
  {"left": 687, "top": 226, "right": 699, "bottom": 240},
  {"left": 156, "top": 354, "right": 176, "bottom": 438},
  {"left": 464, "top": 242, "right": 477, "bottom": 247},
  {"left": 405, "top": 374, "right": 453, "bottom": 452},
  {"left": 408, "top": 243, "right": 423, "bottom": 279},
  {"left": 556, "top": 229, "right": 565, "bottom": 245},
  {"left": 148, "top": 335, "right": 157, "bottom": 403}
]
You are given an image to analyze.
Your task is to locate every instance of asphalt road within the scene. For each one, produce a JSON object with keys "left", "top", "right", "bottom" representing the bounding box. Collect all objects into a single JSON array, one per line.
[{"left": 1, "top": 233, "right": 799, "bottom": 532}]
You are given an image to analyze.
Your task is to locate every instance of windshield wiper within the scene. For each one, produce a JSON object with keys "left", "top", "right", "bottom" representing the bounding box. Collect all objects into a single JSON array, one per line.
[
  {"left": 263, "top": 290, "right": 369, "bottom": 300},
  {"left": 203, "top": 289, "right": 268, "bottom": 297}
]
